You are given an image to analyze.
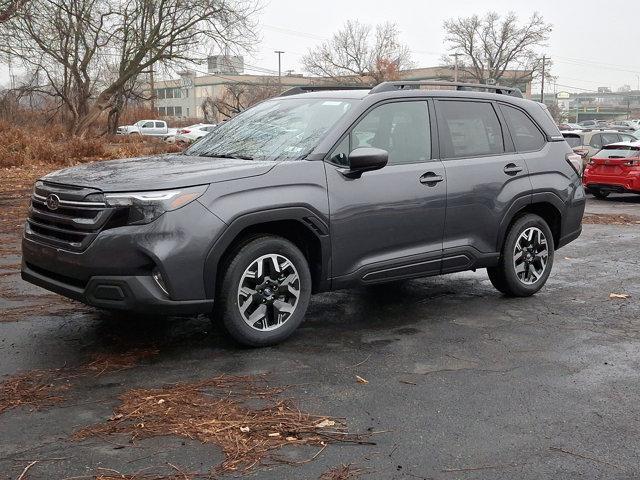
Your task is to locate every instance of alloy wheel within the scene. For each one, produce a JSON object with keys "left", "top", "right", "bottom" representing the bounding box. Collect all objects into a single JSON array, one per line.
[
  {"left": 237, "top": 254, "right": 301, "bottom": 331},
  {"left": 513, "top": 227, "right": 549, "bottom": 285}
]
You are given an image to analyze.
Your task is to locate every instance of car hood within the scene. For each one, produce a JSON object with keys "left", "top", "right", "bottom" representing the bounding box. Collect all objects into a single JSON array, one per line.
[{"left": 42, "top": 154, "right": 278, "bottom": 192}]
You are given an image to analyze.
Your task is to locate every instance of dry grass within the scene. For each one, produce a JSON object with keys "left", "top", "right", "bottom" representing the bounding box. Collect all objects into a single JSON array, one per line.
[
  {"left": 75, "top": 375, "right": 371, "bottom": 475},
  {"left": 0, "top": 349, "right": 159, "bottom": 414},
  {"left": 582, "top": 213, "right": 640, "bottom": 226},
  {"left": 0, "top": 121, "right": 182, "bottom": 168}
]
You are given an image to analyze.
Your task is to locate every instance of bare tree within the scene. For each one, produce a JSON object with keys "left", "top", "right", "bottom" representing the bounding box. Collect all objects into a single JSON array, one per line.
[
  {"left": 302, "top": 21, "right": 413, "bottom": 84},
  {"left": 0, "top": 0, "right": 259, "bottom": 136},
  {"left": 201, "top": 80, "right": 279, "bottom": 122},
  {"left": 442, "top": 12, "right": 552, "bottom": 86},
  {"left": 0, "top": 0, "right": 26, "bottom": 23}
]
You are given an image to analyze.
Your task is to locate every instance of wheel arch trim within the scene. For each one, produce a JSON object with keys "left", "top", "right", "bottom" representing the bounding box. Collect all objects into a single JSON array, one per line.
[{"left": 203, "top": 206, "right": 330, "bottom": 298}]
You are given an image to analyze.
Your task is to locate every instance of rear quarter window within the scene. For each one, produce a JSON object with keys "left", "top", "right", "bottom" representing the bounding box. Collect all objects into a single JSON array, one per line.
[
  {"left": 563, "top": 134, "right": 582, "bottom": 148},
  {"left": 500, "top": 105, "right": 546, "bottom": 152}
]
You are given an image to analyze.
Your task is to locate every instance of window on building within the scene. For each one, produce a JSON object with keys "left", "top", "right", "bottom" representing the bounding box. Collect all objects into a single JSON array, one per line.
[
  {"left": 166, "top": 106, "right": 174, "bottom": 116},
  {"left": 173, "top": 88, "right": 181, "bottom": 99},
  {"left": 174, "top": 106, "right": 182, "bottom": 116},
  {"left": 437, "top": 101, "right": 504, "bottom": 158},
  {"left": 158, "top": 107, "right": 166, "bottom": 116},
  {"left": 156, "top": 89, "right": 166, "bottom": 100},
  {"left": 186, "top": 107, "right": 190, "bottom": 116}
]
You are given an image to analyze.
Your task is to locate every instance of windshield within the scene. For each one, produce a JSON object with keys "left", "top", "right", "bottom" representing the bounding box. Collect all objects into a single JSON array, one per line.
[
  {"left": 186, "top": 97, "right": 355, "bottom": 161},
  {"left": 596, "top": 145, "right": 640, "bottom": 159}
]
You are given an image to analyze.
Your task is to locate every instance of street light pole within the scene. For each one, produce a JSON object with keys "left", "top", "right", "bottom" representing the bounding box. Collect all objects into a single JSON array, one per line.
[{"left": 275, "top": 50, "right": 285, "bottom": 91}]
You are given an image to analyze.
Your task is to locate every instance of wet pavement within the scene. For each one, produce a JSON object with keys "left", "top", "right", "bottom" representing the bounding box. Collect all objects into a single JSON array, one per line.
[{"left": 1, "top": 194, "right": 640, "bottom": 479}]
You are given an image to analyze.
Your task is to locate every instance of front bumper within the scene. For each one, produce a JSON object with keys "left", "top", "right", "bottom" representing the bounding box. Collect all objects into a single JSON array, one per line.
[
  {"left": 21, "top": 263, "right": 214, "bottom": 314},
  {"left": 21, "top": 200, "right": 225, "bottom": 315}
]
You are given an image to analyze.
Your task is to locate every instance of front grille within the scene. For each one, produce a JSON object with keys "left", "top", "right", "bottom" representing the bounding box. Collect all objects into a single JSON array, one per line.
[{"left": 26, "top": 181, "right": 116, "bottom": 252}]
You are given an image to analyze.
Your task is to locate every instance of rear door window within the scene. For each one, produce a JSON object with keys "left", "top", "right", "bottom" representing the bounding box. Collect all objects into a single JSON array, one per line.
[
  {"left": 141, "top": 121, "right": 154, "bottom": 129},
  {"left": 437, "top": 101, "right": 504, "bottom": 158},
  {"left": 500, "top": 105, "right": 546, "bottom": 152},
  {"left": 589, "top": 134, "right": 603, "bottom": 149},
  {"left": 155, "top": 121, "right": 165, "bottom": 128},
  {"left": 601, "top": 133, "right": 621, "bottom": 145}
]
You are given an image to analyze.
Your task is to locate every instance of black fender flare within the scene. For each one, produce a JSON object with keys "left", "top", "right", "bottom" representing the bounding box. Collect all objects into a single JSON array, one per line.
[
  {"left": 202, "top": 206, "right": 331, "bottom": 298},
  {"left": 495, "top": 191, "right": 565, "bottom": 252}
]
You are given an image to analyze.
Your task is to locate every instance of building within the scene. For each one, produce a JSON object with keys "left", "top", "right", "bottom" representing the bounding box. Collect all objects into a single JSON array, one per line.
[
  {"left": 533, "top": 90, "right": 640, "bottom": 122},
  {"left": 153, "top": 59, "right": 534, "bottom": 121}
]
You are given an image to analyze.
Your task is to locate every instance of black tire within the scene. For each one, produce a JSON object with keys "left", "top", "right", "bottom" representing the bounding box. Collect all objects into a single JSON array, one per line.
[
  {"left": 216, "top": 235, "right": 312, "bottom": 347},
  {"left": 592, "top": 189, "right": 610, "bottom": 200},
  {"left": 487, "top": 214, "right": 555, "bottom": 297}
]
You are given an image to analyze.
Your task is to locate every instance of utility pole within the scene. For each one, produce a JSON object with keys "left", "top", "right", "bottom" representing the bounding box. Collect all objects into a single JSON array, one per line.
[
  {"left": 449, "top": 53, "right": 460, "bottom": 82},
  {"left": 540, "top": 55, "right": 547, "bottom": 104},
  {"left": 275, "top": 51, "right": 284, "bottom": 91},
  {"left": 149, "top": 65, "right": 155, "bottom": 113}
]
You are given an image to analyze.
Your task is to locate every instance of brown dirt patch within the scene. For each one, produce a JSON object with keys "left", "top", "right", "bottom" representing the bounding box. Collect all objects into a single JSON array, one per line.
[{"left": 75, "top": 375, "right": 371, "bottom": 475}]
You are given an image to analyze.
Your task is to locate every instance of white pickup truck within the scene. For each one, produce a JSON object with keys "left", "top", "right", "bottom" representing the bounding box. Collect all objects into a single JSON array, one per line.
[{"left": 117, "top": 120, "right": 178, "bottom": 140}]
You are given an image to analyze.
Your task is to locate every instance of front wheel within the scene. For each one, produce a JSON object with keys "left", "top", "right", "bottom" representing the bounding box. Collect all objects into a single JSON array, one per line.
[
  {"left": 216, "top": 235, "right": 312, "bottom": 347},
  {"left": 487, "top": 214, "right": 554, "bottom": 297}
]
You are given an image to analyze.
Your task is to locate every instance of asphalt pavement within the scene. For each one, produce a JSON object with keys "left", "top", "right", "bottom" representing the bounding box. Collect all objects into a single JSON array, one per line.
[{"left": 1, "top": 195, "right": 639, "bottom": 480}]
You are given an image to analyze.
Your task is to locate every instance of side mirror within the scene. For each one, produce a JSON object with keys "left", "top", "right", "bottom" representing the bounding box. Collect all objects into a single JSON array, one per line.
[{"left": 341, "top": 147, "right": 388, "bottom": 178}]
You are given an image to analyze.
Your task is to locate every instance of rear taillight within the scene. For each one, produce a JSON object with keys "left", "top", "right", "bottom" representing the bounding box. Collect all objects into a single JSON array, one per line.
[
  {"left": 566, "top": 152, "right": 582, "bottom": 175},
  {"left": 177, "top": 129, "right": 190, "bottom": 134},
  {"left": 624, "top": 159, "right": 640, "bottom": 167}
]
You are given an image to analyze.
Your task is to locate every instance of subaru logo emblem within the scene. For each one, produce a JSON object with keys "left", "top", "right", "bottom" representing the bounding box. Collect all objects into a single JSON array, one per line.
[{"left": 46, "top": 193, "right": 60, "bottom": 211}]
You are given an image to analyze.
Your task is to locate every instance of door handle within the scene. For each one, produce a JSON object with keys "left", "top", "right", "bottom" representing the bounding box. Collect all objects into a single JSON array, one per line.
[
  {"left": 504, "top": 163, "right": 524, "bottom": 175},
  {"left": 420, "top": 172, "right": 444, "bottom": 186}
]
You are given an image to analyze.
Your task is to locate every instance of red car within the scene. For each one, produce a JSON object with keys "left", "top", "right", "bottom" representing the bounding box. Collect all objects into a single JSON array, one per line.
[{"left": 583, "top": 142, "right": 640, "bottom": 199}]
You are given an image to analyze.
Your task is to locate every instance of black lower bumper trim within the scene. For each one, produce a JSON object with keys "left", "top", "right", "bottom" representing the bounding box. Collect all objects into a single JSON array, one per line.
[{"left": 21, "top": 263, "right": 214, "bottom": 315}]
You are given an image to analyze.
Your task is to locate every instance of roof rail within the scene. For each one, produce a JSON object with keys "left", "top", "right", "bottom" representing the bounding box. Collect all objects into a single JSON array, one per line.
[
  {"left": 279, "top": 85, "right": 372, "bottom": 97},
  {"left": 369, "top": 81, "right": 523, "bottom": 98}
]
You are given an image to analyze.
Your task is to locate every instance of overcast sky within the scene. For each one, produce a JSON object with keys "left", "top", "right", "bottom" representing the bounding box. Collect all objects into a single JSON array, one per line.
[
  {"left": 250, "top": 0, "right": 640, "bottom": 93},
  {"left": 1, "top": 0, "right": 639, "bottom": 93}
]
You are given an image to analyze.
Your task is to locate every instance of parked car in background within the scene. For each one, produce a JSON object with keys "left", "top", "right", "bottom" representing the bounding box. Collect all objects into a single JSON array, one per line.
[
  {"left": 558, "top": 123, "right": 583, "bottom": 131},
  {"left": 579, "top": 120, "right": 608, "bottom": 129},
  {"left": 583, "top": 142, "right": 640, "bottom": 198},
  {"left": 562, "top": 130, "right": 637, "bottom": 168},
  {"left": 175, "top": 124, "right": 218, "bottom": 144},
  {"left": 117, "top": 120, "right": 177, "bottom": 140},
  {"left": 607, "top": 122, "right": 636, "bottom": 132}
]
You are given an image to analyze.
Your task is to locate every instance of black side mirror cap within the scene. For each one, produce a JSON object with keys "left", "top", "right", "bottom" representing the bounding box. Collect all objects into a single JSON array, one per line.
[{"left": 340, "top": 147, "right": 388, "bottom": 178}]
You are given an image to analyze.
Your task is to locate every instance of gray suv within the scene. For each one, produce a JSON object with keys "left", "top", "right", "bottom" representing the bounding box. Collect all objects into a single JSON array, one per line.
[{"left": 21, "top": 82, "right": 586, "bottom": 346}]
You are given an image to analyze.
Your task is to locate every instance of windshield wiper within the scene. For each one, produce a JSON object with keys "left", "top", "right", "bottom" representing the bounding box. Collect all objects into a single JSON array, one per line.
[{"left": 202, "top": 153, "right": 254, "bottom": 160}]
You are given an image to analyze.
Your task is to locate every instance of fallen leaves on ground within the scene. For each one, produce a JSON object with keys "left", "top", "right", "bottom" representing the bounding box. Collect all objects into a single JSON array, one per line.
[
  {"left": 355, "top": 375, "right": 369, "bottom": 384},
  {"left": 319, "top": 464, "right": 367, "bottom": 479},
  {"left": 75, "top": 375, "right": 370, "bottom": 475},
  {"left": 582, "top": 213, "right": 640, "bottom": 226},
  {"left": 609, "top": 293, "right": 631, "bottom": 300},
  {"left": 0, "top": 349, "right": 159, "bottom": 414}
]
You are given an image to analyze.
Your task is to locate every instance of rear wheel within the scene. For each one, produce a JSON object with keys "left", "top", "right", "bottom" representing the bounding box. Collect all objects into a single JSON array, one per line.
[
  {"left": 488, "top": 214, "right": 554, "bottom": 297},
  {"left": 216, "top": 236, "right": 312, "bottom": 347},
  {"left": 591, "top": 189, "right": 610, "bottom": 200}
]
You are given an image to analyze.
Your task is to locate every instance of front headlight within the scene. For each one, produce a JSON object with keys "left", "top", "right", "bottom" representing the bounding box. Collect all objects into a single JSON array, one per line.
[{"left": 104, "top": 185, "right": 208, "bottom": 225}]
